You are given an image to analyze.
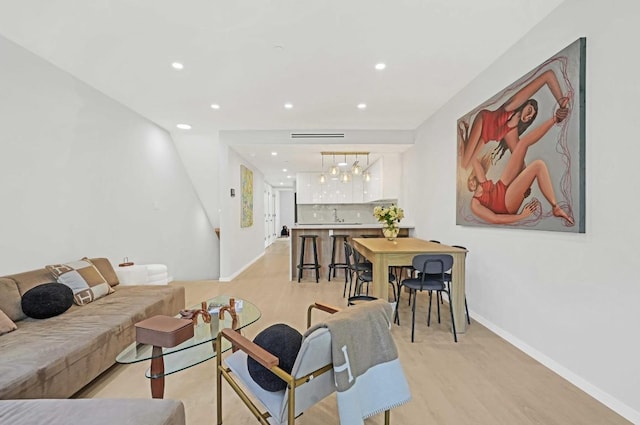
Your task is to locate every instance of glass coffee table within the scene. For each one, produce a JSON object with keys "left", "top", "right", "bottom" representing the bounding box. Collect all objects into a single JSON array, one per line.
[{"left": 116, "top": 295, "right": 260, "bottom": 398}]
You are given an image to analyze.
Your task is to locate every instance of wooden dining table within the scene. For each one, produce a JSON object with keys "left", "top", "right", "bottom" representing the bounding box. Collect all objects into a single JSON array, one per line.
[{"left": 351, "top": 237, "right": 469, "bottom": 334}]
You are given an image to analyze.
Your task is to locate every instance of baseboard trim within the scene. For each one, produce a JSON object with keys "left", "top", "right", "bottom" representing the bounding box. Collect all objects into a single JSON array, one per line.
[
  {"left": 471, "top": 312, "right": 640, "bottom": 424},
  {"left": 218, "top": 252, "right": 265, "bottom": 282}
]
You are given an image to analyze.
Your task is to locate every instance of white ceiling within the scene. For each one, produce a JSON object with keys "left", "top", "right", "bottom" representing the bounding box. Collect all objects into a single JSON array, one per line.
[{"left": 0, "top": 0, "right": 563, "bottom": 188}]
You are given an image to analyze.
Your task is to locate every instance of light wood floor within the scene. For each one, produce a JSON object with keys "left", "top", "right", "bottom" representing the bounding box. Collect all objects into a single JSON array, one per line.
[{"left": 75, "top": 239, "right": 629, "bottom": 424}]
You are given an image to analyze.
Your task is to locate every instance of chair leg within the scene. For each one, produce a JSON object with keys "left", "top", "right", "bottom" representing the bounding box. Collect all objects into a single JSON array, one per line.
[
  {"left": 343, "top": 269, "right": 351, "bottom": 298},
  {"left": 436, "top": 291, "right": 441, "bottom": 324},
  {"left": 411, "top": 290, "right": 417, "bottom": 343},
  {"left": 465, "top": 296, "right": 470, "bottom": 325},
  {"left": 447, "top": 290, "right": 458, "bottom": 343},
  {"left": 427, "top": 291, "right": 432, "bottom": 327},
  {"left": 393, "top": 288, "right": 401, "bottom": 325},
  {"left": 389, "top": 281, "right": 397, "bottom": 302},
  {"left": 393, "top": 292, "right": 400, "bottom": 326},
  {"left": 216, "top": 354, "right": 222, "bottom": 424},
  {"left": 385, "top": 409, "right": 390, "bottom": 425}
]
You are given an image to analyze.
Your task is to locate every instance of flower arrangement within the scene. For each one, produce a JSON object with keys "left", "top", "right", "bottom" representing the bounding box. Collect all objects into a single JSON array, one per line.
[{"left": 373, "top": 204, "right": 405, "bottom": 228}]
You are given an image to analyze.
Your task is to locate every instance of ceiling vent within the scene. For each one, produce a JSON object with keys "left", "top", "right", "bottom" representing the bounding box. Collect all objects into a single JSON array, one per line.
[{"left": 290, "top": 133, "right": 345, "bottom": 139}]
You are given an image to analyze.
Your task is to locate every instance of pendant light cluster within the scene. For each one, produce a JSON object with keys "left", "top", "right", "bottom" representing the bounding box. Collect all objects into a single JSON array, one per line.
[{"left": 319, "top": 152, "right": 370, "bottom": 183}]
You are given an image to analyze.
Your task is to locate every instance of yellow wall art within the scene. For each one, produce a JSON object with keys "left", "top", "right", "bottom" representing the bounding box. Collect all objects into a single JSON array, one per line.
[{"left": 240, "top": 165, "right": 253, "bottom": 228}]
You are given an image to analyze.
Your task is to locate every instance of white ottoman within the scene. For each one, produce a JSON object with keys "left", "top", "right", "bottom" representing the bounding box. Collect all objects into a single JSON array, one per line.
[{"left": 115, "top": 264, "right": 170, "bottom": 285}]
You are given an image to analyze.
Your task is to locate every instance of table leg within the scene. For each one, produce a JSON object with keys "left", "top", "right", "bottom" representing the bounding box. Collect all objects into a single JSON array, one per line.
[
  {"left": 150, "top": 345, "right": 165, "bottom": 399},
  {"left": 450, "top": 252, "right": 467, "bottom": 334},
  {"left": 371, "top": 254, "right": 388, "bottom": 300}
]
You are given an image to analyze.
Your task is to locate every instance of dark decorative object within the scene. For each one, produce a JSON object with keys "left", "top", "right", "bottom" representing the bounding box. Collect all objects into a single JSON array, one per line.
[
  {"left": 21, "top": 283, "right": 73, "bottom": 319},
  {"left": 247, "top": 323, "right": 303, "bottom": 392},
  {"left": 179, "top": 301, "right": 211, "bottom": 325}
]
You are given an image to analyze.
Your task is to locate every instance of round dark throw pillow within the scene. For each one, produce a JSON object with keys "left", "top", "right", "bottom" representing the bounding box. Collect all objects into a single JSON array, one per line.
[
  {"left": 247, "top": 323, "right": 303, "bottom": 392},
  {"left": 21, "top": 283, "right": 74, "bottom": 319}
]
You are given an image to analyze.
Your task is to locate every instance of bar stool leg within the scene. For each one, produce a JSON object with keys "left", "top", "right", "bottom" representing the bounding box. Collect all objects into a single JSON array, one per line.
[
  {"left": 297, "top": 237, "right": 306, "bottom": 283},
  {"left": 312, "top": 237, "right": 319, "bottom": 283},
  {"left": 328, "top": 236, "right": 337, "bottom": 281}
]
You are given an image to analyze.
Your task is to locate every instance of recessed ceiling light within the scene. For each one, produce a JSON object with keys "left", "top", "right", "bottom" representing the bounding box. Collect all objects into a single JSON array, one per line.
[
  {"left": 284, "top": 103, "right": 293, "bottom": 109},
  {"left": 282, "top": 168, "right": 287, "bottom": 172},
  {"left": 375, "top": 63, "right": 386, "bottom": 70},
  {"left": 357, "top": 103, "right": 367, "bottom": 109},
  {"left": 172, "top": 62, "right": 184, "bottom": 70},
  {"left": 337, "top": 161, "right": 348, "bottom": 166},
  {"left": 210, "top": 104, "right": 220, "bottom": 109},
  {"left": 271, "top": 152, "right": 278, "bottom": 156},
  {"left": 176, "top": 124, "right": 191, "bottom": 130},
  {"left": 280, "top": 182, "right": 284, "bottom": 185},
  {"left": 286, "top": 175, "right": 292, "bottom": 179}
]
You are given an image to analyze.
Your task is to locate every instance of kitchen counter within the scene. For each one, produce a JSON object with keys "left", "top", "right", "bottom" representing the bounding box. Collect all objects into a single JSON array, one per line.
[
  {"left": 293, "top": 223, "right": 415, "bottom": 230},
  {"left": 289, "top": 223, "right": 414, "bottom": 281}
]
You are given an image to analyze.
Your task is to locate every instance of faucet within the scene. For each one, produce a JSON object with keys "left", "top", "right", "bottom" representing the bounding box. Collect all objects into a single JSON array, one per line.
[{"left": 333, "top": 209, "right": 344, "bottom": 223}]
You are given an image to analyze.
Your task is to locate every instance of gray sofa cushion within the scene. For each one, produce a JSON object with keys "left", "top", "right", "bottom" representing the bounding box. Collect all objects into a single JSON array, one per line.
[
  {"left": 0, "top": 285, "right": 185, "bottom": 399},
  {"left": 0, "top": 398, "right": 185, "bottom": 425},
  {"left": 0, "top": 308, "right": 17, "bottom": 335},
  {"left": 0, "top": 278, "right": 25, "bottom": 322}
]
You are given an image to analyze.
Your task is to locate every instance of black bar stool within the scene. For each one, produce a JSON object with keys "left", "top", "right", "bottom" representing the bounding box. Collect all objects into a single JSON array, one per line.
[
  {"left": 328, "top": 234, "right": 349, "bottom": 283},
  {"left": 297, "top": 235, "right": 320, "bottom": 283}
]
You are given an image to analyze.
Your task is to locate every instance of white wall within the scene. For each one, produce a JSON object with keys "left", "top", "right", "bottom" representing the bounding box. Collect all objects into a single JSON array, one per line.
[
  {"left": 172, "top": 132, "right": 221, "bottom": 278},
  {"left": 0, "top": 34, "right": 217, "bottom": 280},
  {"left": 218, "top": 146, "right": 265, "bottom": 280},
  {"left": 403, "top": 0, "right": 640, "bottom": 421}
]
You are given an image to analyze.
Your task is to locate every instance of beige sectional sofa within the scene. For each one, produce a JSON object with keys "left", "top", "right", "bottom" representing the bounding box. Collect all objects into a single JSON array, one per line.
[{"left": 0, "top": 258, "right": 187, "bottom": 424}]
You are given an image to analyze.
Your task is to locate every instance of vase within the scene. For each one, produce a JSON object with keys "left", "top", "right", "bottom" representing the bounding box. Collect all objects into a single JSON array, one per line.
[{"left": 382, "top": 225, "right": 399, "bottom": 241}]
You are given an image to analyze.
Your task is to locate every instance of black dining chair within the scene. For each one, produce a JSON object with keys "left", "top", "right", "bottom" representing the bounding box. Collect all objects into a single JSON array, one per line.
[
  {"left": 344, "top": 242, "right": 397, "bottom": 303},
  {"left": 343, "top": 241, "right": 371, "bottom": 298},
  {"left": 395, "top": 254, "right": 457, "bottom": 343},
  {"left": 422, "top": 243, "right": 470, "bottom": 325}
]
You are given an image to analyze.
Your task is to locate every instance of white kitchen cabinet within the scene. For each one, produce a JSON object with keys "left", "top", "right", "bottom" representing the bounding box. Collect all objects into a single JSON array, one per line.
[
  {"left": 322, "top": 178, "right": 337, "bottom": 204},
  {"left": 363, "top": 156, "right": 400, "bottom": 202},
  {"left": 296, "top": 172, "right": 323, "bottom": 204},
  {"left": 351, "top": 175, "right": 364, "bottom": 203}
]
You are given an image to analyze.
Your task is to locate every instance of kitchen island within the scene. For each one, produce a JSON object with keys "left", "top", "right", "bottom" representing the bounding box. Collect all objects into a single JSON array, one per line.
[{"left": 289, "top": 223, "right": 414, "bottom": 281}]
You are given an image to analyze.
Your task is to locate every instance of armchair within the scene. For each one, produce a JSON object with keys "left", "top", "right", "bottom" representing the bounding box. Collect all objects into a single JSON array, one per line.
[{"left": 216, "top": 301, "right": 410, "bottom": 424}]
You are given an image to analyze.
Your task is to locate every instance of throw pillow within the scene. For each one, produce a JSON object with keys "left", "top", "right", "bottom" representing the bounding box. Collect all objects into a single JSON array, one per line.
[
  {"left": 45, "top": 259, "right": 114, "bottom": 305},
  {"left": 247, "top": 323, "right": 303, "bottom": 392},
  {"left": 84, "top": 257, "right": 120, "bottom": 287},
  {"left": 21, "top": 283, "right": 74, "bottom": 319},
  {"left": 0, "top": 277, "right": 26, "bottom": 322},
  {"left": 0, "top": 308, "right": 17, "bottom": 335}
]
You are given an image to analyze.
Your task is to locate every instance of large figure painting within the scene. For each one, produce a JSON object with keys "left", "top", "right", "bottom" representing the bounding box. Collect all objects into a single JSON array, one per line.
[
  {"left": 241, "top": 165, "right": 253, "bottom": 228},
  {"left": 456, "top": 38, "right": 586, "bottom": 233}
]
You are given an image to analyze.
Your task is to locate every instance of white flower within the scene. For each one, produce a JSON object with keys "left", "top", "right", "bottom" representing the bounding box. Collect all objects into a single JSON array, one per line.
[{"left": 373, "top": 204, "right": 404, "bottom": 227}]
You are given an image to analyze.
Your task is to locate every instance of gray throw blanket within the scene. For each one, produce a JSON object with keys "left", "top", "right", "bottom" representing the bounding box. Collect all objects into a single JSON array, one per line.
[{"left": 305, "top": 300, "right": 411, "bottom": 424}]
